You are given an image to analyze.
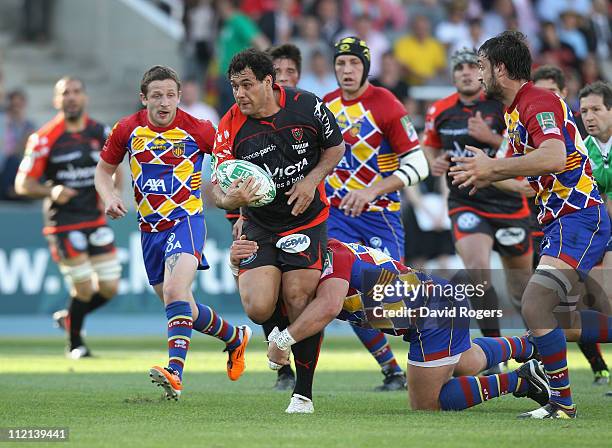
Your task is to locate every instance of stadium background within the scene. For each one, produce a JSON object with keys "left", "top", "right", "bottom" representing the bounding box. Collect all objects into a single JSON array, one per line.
[{"left": 0, "top": 0, "right": 610, "bottom": 333}]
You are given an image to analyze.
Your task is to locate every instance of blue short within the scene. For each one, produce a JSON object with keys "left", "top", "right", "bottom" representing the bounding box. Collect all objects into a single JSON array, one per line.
[
  {"left": 606, "top": 214, "right": 612, "bottom": 252},
  {"left": 539, "top": 204, "right": 610, "bottom": 278},
  {"left": 141, "top": 214, "right": 209, "bottom": 285},
  {"left": 328, "top": 206, "right": 405, "bottom": 261}
]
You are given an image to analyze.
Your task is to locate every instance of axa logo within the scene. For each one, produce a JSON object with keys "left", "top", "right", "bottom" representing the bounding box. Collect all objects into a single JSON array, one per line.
[
  {"left": 143, "top": 178, "right": 167, "bottom": 192},
  {"left": 276, "top": 234, "right": 311, "bottom": 253}
]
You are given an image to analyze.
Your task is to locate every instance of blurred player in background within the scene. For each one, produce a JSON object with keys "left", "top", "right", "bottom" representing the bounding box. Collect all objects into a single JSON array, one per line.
[
  {"left": 424, "top": 48, "right": 532, "bottom": 371},
  {"left": 530, "top": 68, "right": 610, "bottom": 386},
  {"left": 212, "top": 48, "right": 344, "bottom": 413},
  {"left": 324, "top": 37, "right": 428, "bottom": 390},
  {"left": 451, "top": 31, "right": 611, "bottom": 418},
  {"left": 15, "top": 76, "right": 121, "bottom": 359},
  {"left": 95, "top": 65, "right": 250, "bottom": 401}
]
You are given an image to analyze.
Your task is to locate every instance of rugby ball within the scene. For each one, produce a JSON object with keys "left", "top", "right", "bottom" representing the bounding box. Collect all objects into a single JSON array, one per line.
[{"left": 216, "top": 159, "right": 276, "bottom": 207}]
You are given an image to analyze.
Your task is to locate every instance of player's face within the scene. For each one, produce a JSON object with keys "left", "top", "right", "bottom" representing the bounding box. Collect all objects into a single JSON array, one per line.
[
  {"left": 274, "top": 57, "right": 299, "bottom": 88},
  {"left": 478, "top": 55, "right": 503, "bottom": 101},
  {"left": 141, "top": 79, "right": 181, "bottom": 128},
  {"left": 534, "top": 78, "right": 565, "bottom": 98},
  {"left": 580, "top": 94, "right": 612, "bottom": 139},
  {"left": 54, "top": 79, "right": 87, "bottom": 121},
  {"left": 453, "top": 62, "right": 482, "bottom": 97},
  {"left": 230, "top": 68, "right": 273, "bottom": 117},
  {"left": 335, "top": 55, "right": 364, "bottom": 94}
]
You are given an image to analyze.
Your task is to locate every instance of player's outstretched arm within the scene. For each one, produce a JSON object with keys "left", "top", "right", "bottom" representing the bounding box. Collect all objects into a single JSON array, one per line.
[{"left": 95, "top": 159, "right": 127, "bottom": 219}]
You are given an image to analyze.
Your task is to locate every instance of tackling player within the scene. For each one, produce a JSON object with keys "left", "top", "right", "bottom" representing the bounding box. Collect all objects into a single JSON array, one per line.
[
  {"left": 95, "top": 65, "right": 251, "bottom": 401},
  {"left": 15, "top": 77, "right": 121, "bottom": 359},
  {"left": 323, "top": 37, "right": 429, "bottom": 390},
  {"left": 424, "top": 48, "right": 532, "bottom": 364},
  {"left": 211, "top": 49, "right": 345, "bottom": 412},
  {"left": 450, "top": 31, "right": 611, "bottom": 418}
]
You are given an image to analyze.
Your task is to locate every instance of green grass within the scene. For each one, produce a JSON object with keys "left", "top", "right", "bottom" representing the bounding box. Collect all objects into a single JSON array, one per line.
[{"left": 1, "top": 336, "right": 611, "bottom": 447}]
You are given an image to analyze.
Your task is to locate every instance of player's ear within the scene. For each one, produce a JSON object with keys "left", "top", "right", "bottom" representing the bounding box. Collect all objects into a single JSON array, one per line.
[{"left": 139, "top": 92, "right": 147, "bottom": 107}]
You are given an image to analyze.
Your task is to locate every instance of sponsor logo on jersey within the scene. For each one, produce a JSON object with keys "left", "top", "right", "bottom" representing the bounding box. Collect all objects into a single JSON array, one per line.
[
  {"left": 457, "top": 212, "right": 480, "bottom": 230},
  {"left": 314, "top": 99, "right": 334, "bottom": 139},
  {"left": 50, "top": 151, "right": 82, "bottom": 164},
  {"left": 143, "top": 178, "right": 167, "bottom": 192},
  {"left": 276, "top": 233, "right": 311, "bottom": 253},
  {"left": 140, "top": 163, "right": 175, "bottom": 194},
  {"left": 264, "top": 158, "right": 308, "bottom": 179},
  {"left": 172, "top": 142, "right": 185, "bottom": 157},
  {"left": 536, "top": 112, "right": 560, "bottom": 135},
  {"left": 495, "top": 227, "right": 526, "bottom": 246},
  {"left": 291, "top": 127, "right": 304, "bottom": 142},
  {"left": 349, "top": 121, "right": 362, "bottom": 137},
  {"left": 165, "top": 233, "right": 183, "bottom": 253}
]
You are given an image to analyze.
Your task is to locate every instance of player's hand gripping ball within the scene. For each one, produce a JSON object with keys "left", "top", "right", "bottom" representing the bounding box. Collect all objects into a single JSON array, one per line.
[{"left": 216, "top": 160, "right": 276, "bottom": 207}]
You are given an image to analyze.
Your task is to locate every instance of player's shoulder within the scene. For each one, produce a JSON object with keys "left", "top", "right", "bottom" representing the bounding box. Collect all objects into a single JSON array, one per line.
[
  {"left": 176, "top": 108, "right": 215, "bottom": 132},
  {"left": 35, "top": 114, "right": 65, "bottom": 140},
  {"left": 368, "top": 84, "right": 400, "bottom": 103},
  {"left": 85, "top": 116, "right": 107, "bottom": 134},
  {"left": 284, "top": 86, "right": 320, "bottom": 109},
  {"left": 427, "top": 92, "right": 460, "bottom": 118},
  {"left": 323, "top": 87, "right": 342, "bottom": 104},
  {"left": 520, "top": 83, "right": 563, "bottom": 110},
  {"left": 113, "top": 109, "right": 147, "bottom": 133}
]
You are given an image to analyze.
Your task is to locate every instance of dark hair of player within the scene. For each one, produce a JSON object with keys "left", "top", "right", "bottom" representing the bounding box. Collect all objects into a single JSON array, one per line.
[
  {"left": 227, "top": 48, "right": 276, "bottom": 83},
  {"left": 479, "top": 31, "right": 532, "bottom": 81},
  {"left": 268, "top": 43, "right": 302, "bottom": 76},
  {"left": 140, "top": 65, "right": 181, "bottom": 96},
  {"left": 579, "top": 81, "right": 612, "bottom": 109},
  {"left": 532, "top": 65, "right": 566, "bottom": 91}
]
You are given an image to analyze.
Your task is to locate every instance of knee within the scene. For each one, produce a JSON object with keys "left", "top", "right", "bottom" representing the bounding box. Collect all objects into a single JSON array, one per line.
[
  {"left": 243, "top": 300, "right": 274, "bottom": 324},
  {"left": 162, "top": 282, "right": 189, "bottom": 302},
  {"left": 283, "top": 284, "right": 314, "bottom": 310},
  {"left": 98, "top": 281, "right": 119, "bottom": 299}
]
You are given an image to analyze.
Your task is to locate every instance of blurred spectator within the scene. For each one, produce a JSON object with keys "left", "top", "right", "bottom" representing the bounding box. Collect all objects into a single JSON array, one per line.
[
  {"left": 316, "top": 0, "right": 349, "bottom": 46},
  {"left": 537, "top": 21, "right": 579, "bottom": 71},
  {"left": 255, "top": 0, "right": 299, "bottom": 44},
  {"left": 404, "top": 0, "right": 445, "bottom": 31},
  {"left": 558, "top": 9, "right": 589, "bottom": 61},
  {"left": 341, "top": 0, "right": 406, "bottom": 32},
  {"left": 20, "top": 0, "right": 54, "bottom": 42},
  {"left": 180, "top": 79, "right": 220, "bottom": 124},
  {"left": 536, "top": 0, "right": 591, "bottom": 24},
  {"left": 581, "top": 54, "right": 603, "bottom": 85},
  {"left": 299, "top": 49, "right": 337, "bottom": 97},
  {"left": 183, "top": 0, "right": 216, "bottom": 84},
  {"left": 370, "top": 51, "right": 410, "bottom": 105},
  {"left": 349, "top": 14, "right": 389, "bottom": 78},
  {"left": 451, "top": 18, "right": 486, "bottom": 54},
  {"left": 435, "top": 1, "right": 470, "bottom": 49},
  {"left": 0, "top": 89, "right": 35, "bottom": 200},
  {"left": 393, "top": 15, "right": 446, "bottom": 86},
  {"left": 215, "top": 0, "right": 270, "bottom": 115},
  {"left": 293, "top": 15, "right": 332, "bottom": 75},
  {"left": 482, "top": 0, "right": 516, "bottom": 41},
  {"left": 585, "top": 0, "right": 612, "bottom": 64}
]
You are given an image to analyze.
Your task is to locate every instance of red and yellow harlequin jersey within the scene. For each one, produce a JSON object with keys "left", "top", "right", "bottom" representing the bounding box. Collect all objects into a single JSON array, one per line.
[
  {"left": 505, "top": 82, "right": 602, "bottom": 225},
  {"left": 323, "top": 84, "right": 420, "bottom": 212},
  {"left": 101, "top": 109, "right": 215, "bottom": 232}
]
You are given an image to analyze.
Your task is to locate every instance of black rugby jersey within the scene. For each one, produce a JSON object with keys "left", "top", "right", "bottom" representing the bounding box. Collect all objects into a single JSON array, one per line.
[
  {"left": 18, "top": 115, "right": 109, "bottom": 233},
  {"left": 212, "top": 85, "right": 343, "bottom": 233},
  {"left": 424, "top": 92, "right": 528, "bottom": 216}
]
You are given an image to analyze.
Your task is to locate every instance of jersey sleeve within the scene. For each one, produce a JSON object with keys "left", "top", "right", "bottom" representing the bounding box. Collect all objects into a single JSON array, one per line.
[
  {"left": 423, "top": 103, "right": 442, "bottom": 149},
  {"left": 192, "top": 119, "right": 216, "bottom": 154},
  {"left": 523, "top": 94, "right": 566, "bottom": 149},
  {"left": 210, "top": 111, "right": 238, "bottom": 184},
  {"left": 18, "top": 132, "right": 49, "bottom": 180},
  {"left": 380, "top": 93, "right": 420, "bottom": 156},
  {"left": 313, "top": 96, "right": 344, "bottom": 149},
  {"left": 320, "top": 241, "right": 355, "bottom": 283},
  {"left": 100, "top": 119, "right": 130, "bottom": 165}
]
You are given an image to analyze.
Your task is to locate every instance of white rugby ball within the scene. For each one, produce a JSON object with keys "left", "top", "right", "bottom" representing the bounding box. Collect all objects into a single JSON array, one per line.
[{"left": 216, "top": 159, "right": 276, "bottom": 207}]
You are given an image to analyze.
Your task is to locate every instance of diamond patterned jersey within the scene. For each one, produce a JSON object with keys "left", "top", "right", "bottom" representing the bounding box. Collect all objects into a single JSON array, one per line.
[{"left": 101, "top": 108, "right": 215, "bottom": 232}]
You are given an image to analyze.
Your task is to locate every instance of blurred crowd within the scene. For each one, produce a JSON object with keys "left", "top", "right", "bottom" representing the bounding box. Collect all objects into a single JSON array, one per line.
[{"left": 1, "top": 0, "right": 610, "bottom": 267}]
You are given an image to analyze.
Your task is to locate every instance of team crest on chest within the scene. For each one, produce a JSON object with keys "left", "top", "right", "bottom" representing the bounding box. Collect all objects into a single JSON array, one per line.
[
  {"left": 172, "top": 142, "right": 185, "bottom": 157},
  {"left": 291, "top": 127, "right": 304, "bottom": 142}
]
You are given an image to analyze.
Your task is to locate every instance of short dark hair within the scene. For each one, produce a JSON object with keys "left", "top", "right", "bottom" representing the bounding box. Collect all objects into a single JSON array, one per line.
[
  {"left": 228, "top": 48, "right": 275, "bottom": 82},
  {"left": 579, "top": 81, "right": 612, "bottom": 109},
  {"left": 532, "top": 65, "right": 566, "bottom": 91},
  {"left": 56, "top": 76, "right": 86, "bottom": 92},
  {"left": 140, "top": 65, "right": 181, "bottom": 96},
  {"left": 268, "top": 43, "right": 302, "bottom": 76},
  {"left": 479, "top": 31, "right": 531, "bottom": 81},
  {"left": 7, "top": 89, "right": 26, "bottom": 102}
]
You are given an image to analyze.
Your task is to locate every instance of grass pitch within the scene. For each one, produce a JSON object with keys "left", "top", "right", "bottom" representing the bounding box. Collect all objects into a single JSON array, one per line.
[{"left": 1, "top": 335, "right": 611, "bottom": 447}]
